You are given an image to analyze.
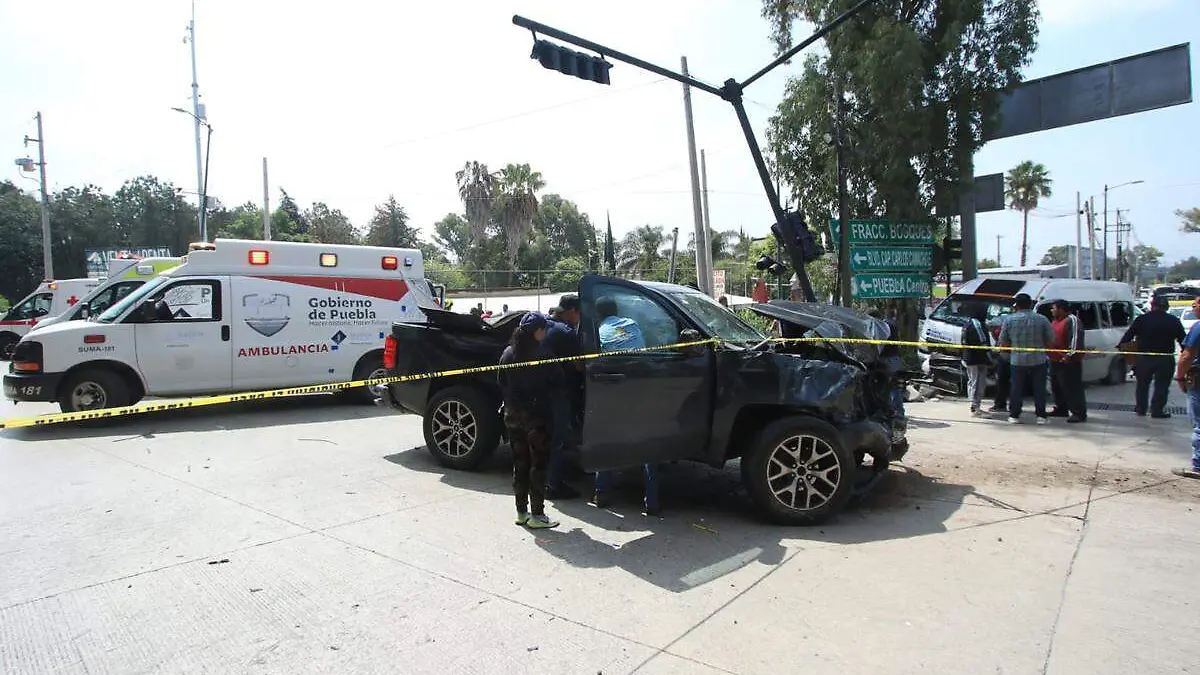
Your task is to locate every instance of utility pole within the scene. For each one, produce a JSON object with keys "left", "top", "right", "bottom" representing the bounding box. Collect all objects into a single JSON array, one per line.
[
  {"left": 1085, "top": 199, "right": 1097, "bottom": 280},
  {"left": 1102, "top": 184, "right": 1109, "bottom": 279},
  {"left": 833, "top": 78, "right": 852, "bottom": 307},
  {"left": 262, "top": 157, "right": 271, "bottom": 240},
  {"left": 667, "top": 226, "right": 679, "bottom": 284},
  {"left": 22, "top": 112, "right": 54, "bottom": 280},
  {"left": 681, "top": 57, "right": 710, "bottom": 296},
  {"left": 700, "top": 149, "right": 714, "bottom": 295},
  {"left": 1080, "top": 190, "right": 1089, "bottom": 279},
  {"left": 996, "top": 235, "right": 1003, "bottom": 267},
  {"left": 186, "top": 1, "right": 206, "bottom": 241}
]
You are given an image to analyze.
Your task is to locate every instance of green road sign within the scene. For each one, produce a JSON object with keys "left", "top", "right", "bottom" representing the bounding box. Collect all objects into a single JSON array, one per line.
[
  {"left": 852, "top": 273, "right": 932, "bottom": 299},
  {"left": 848, "top": 245, "right": 934, "bottom": 272},
  {"left": 829, "top": 219, "right": 936, "bottom": 246}
]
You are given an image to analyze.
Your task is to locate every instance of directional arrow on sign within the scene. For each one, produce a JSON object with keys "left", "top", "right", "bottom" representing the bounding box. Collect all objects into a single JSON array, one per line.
[
  {"left": 858, "top": 279, "right": 874, "bottom": 294},
  {"left": 852, "top": 251, "right": 868, "bottom": 266}
]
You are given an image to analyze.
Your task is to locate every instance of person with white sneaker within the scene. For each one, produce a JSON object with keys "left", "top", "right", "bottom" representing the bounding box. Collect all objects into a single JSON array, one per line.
[
  {"left": 998, "top": 293, "right": 1055, "bottom": 425},
  {"left": 960, "top": 307, "right": 991, "bottom": 417}
]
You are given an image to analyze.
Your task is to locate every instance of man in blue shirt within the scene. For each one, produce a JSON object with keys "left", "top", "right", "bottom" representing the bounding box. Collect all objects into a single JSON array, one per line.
[
  {"left": 591, "top": 296, "right": 660, "bottom": 516},
  {"left": 1173, "top": 296, "right": 1200, "bottom": 479},
  {"left": 998, "top": 293, "right": 1055, "bottom": 424}
]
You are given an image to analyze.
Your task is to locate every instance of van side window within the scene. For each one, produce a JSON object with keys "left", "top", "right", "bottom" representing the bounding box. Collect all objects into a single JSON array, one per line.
[
  {"left": 1108, "top": 302, "right": 1132, "bottom": 327},
  {"left": 86, "top": 282, "right": 143, "bottom": 317},
  {"left": 148, "top": 281, "right": 220, "bottom": 322},
  {"left": 1072, "top": 302, "right": 1100, "bottom": 330}
]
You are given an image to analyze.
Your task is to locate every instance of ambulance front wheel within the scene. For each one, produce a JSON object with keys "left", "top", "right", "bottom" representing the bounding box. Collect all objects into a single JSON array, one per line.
[
  {"left": 59, "top": 369, "right": 133, "bottom": 413},
  {"left": 0, "top": 333, "right": 16, "bottom": 360}
]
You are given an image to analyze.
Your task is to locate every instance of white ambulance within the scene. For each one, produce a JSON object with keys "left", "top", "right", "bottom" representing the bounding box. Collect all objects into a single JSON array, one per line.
[
  {"left": 3, "top": 239, "right": 437, "bottom": 412},
  {"left": 32, "top": 256, "right": 185, "bottom": 331},
  {"left": 0, "top": 278, "right": 101, "bottom": 359}
]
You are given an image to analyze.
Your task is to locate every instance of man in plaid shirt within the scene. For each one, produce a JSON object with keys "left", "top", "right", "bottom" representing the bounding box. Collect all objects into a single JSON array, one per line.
[{"left": 998, "top": 293, "right": 1055, "bottom": 424}]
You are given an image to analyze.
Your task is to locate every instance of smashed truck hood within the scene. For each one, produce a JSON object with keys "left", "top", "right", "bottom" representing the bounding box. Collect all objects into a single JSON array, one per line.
[{"left": 749, "top": 301, "right": 891, "bottom": 364}]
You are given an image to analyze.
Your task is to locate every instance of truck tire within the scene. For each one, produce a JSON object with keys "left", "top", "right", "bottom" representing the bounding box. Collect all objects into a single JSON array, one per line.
[
  {"left": 1102, "top": 357, "right": 1126, "bottom": 385},
  {"left": 741, "top": 415, "right": 855, "bottom": 525},
  {"left": 347, "top": 353, "right": 387, "bottom": 404},
  {"left": 59, "top": 369, "right": 131, "bottom": 413},
  {"left": 423, "top": 385, "right": 501, "bottom": 470},
  {"left": 0, "top": 333, "right": 16, "bottom": 360}
]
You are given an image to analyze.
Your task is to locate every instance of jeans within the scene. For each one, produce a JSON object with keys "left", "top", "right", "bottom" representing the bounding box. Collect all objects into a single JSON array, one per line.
[
  {"left": 1134, "top": 355, "right": 1174, "bottom": 415},
  {"left": 595, "top": 464, "right": 659, "bottom": 510},
  {"left": 993, "top": 359, "right": 1011, "bottom": 409},
  {"left": 881, "top": 355, "right": 906, "bottom": 421},
  {"left": 964, "top": 364, "right": 987, "bottom": 410},
  {"left": 1188, "top": 386, "right": 1200, "bottom": 471},
  {"left": 1050, "top": 360, "right": 1087, "bottom": 418},
  {"left": 1010, "top": 362, "right": 1048, "bottom": 419},
  {"left": 545, "top": 395, "right": 572, "bottom": 489}
]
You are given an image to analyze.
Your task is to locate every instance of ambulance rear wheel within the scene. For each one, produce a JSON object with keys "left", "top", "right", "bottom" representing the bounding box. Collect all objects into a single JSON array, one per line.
[
  {"left": 59, "top": 369, "right": 131, "bottom": 413},
  {"left": 348, "top": 353, "right": 387, "bottom": 404},
  {"left": 0, "top": 333, "right": 16, "bottom": 360},
  {"left": 424, "top": 385, "right": 500, "bottom": 471}
]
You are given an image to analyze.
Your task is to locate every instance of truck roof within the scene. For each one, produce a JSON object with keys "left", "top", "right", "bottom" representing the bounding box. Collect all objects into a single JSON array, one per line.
[{"left": 175, "top": 238, "right": 425, "bottom": 279}]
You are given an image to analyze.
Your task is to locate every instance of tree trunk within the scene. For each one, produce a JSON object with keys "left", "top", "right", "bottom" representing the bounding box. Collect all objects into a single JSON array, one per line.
[{"left": 1020, "top": 210, "right": 1029, "bottom": 266}]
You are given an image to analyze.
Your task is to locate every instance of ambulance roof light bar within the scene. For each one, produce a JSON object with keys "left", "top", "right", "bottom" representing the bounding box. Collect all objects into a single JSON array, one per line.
[{"left": 188, "top": 242, "right": 216, "bottom": 251}]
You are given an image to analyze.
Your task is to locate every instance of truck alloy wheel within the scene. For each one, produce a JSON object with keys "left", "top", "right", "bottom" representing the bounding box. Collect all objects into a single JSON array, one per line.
[
  {"left": 743, "top": 416, "right": 855, "bottom": 524},
  {"left": 422, "top": 386, "right": 501, "bottom": 470}
]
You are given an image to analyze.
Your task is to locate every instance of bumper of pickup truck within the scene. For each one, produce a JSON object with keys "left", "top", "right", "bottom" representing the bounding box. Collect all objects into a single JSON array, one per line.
[{"left": 383, "top": 380, "right": 430, "bottom": 415}]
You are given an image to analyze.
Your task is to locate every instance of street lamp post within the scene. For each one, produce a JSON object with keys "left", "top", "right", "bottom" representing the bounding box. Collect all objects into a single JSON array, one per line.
[
  {"left": 171, "top": 107, "right": 213, "bottom": 241},
  {"left": 1102, "top": 180, "right": 1143, "bottom": 279}
]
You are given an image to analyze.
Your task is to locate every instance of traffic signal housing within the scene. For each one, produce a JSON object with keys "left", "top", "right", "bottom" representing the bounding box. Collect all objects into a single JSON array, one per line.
[
  {"left": 531, "top": 40, "right": 612, "bottom": 85},
  {"left": 772, "top": 211, "right": 825, "bottom": 269}
]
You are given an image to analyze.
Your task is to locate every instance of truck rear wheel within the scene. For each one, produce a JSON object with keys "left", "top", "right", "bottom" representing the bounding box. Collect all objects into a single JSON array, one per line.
[
  {"left": 59, "top": 369, "right": 131, "bottom": 413},
  {"left": 742, "top": 416, "right": 855, "bottom": 525},
  {"left": 423, "top": 385, "right": 501, "bottom": 470}
]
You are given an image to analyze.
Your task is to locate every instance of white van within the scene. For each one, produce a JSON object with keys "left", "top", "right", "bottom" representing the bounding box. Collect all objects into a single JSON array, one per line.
[
  {"left": 3, "top": 239, "right": 438, "bottom": 412},
  {"left": 920, "top": 276, "right": 1137, "bottom": 393},
  {"left": 32, "top": 257, "right": 185, "bottom": 331},
  {"left": 0, "top": 278, "right": 101, "bottom": 359}
]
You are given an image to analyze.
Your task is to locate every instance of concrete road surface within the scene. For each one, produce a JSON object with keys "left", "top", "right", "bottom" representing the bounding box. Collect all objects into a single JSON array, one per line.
[{"left": 1, "top": 380, "right": 1197, "bottom": 675}]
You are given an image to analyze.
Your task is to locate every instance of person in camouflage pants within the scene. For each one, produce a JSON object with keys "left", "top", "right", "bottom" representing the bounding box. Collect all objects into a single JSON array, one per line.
[{"left": 504, "top": 407, "right": 551, "bottom": 521}]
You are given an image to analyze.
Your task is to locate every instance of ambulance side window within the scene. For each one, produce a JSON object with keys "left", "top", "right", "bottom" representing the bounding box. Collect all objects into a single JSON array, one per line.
[
  {"left": 147, "top": 281, "right": 220, "bottom": 322},
  {"left": 87, "top": 282, "right": 143, "bottom": 316},
  {"left": 8, "top": 293, "right": 53, "bottom": 320}
]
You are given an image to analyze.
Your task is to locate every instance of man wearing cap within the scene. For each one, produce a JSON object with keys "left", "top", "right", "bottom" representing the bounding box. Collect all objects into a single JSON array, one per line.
[
  {"left": 998, "top": 293, "right": 1055, "bottom": 424},
  {"left": 1120, "top": 295, "right": 1186, "bottom": 418},
  {"left": 541, "top": 294, "right": 584, "bottom": 499}
]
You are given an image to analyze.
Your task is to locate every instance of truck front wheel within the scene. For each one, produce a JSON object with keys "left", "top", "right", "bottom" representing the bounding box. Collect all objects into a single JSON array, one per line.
[
  {"left": 742, "top": 416, "right": 855, "bottom": 525},
  {"left": 423, "top": 385, "right": 501, "bottom": 470},
  {"left": 0, "top": 333, "right": 17, "bottom": 360},
  {"left": 59, "top": 369, "right": 132, "bottom": 413}
]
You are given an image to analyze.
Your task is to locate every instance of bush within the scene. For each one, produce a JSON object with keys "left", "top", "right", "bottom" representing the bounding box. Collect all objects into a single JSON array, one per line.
[
  {"left": 547, "top": 256, "right": 588, "bottom": 293},
  {"left": 0, "top": 295, "right": 8, "bottom": 313}
]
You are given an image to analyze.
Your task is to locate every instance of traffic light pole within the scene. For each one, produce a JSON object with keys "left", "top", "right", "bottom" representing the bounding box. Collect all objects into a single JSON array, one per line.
[{"left": 513, "top": 0, "right": 877, "bottom": 304}]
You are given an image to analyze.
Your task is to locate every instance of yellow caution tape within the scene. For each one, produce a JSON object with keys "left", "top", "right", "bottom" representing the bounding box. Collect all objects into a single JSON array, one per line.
[{"left": 0, "top": 332, "right": 1167, "bottom": 430}]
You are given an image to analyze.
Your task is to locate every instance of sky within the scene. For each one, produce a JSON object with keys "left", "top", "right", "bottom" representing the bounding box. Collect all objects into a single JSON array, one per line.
[{"left": 1, "top": 0, "right": 1197, "bottom": 268}]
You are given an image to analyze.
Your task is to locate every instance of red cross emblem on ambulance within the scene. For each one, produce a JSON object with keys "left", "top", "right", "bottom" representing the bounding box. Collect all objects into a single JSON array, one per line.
[{"left": 67, "top": 295, "right": 79, "bottom": 305}]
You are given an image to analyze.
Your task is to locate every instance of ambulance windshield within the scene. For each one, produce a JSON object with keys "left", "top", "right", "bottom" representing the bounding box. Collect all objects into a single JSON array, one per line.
[{"left": 97, "top": 276, "right": 169, "bottom": 323}]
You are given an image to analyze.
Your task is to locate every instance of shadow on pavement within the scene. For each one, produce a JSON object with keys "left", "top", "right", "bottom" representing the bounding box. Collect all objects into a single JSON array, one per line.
[
  {"left": 385, "top": 445, "right": 981, "bottom": 592},
  {"left": 1, "top": 394, "right": 396, "bottom": 442}
]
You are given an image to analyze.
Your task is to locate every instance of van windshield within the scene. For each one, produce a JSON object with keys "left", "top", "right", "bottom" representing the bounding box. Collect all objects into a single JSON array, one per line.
[
  {"left": 930, "top": 294, "right": 1014, "bottom": 326},
  {"left": 96, "top": 276, "right": 169, "bottom": 323}
]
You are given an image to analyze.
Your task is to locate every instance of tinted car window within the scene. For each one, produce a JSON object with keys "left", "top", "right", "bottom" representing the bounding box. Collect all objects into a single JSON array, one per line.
[{"left": 592, "top": 283, "right": 680, "bottom": 349}]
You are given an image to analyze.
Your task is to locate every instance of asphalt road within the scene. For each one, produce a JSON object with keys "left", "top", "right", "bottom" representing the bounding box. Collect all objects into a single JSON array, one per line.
[{"left": 1, "top": 381, "right": 1197, "bottom": 675}]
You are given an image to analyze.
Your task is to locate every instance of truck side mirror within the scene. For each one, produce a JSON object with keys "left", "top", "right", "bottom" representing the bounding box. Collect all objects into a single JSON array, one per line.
[{"left": 678, "top": 328, "right": 708, "bottom": 357}]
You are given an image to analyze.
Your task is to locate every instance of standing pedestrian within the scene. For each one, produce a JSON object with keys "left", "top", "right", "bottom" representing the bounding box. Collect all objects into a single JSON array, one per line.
[
  {"left": 998, "top": 293, "right": 1055, "bottom": 424},
  {"left": 867, "top": 308, "right": 906, "bottom": 425},
  {"left": 1120, "top": 295, "right": 1186, "bottom": 417},
  {"left": 498, "top": 312, "right": 561, "bottom": 529},
  {"left": 1173, "top": 301, "right": 1200, "bottom": 479},
  {"left": 989, "top": 333, "right": 1011, "bottom": 414},
  {"left": 1048, "top": 300, "right": 1087, "bottom": 423},
  {"left": 542, "top": 294, "right": 584, "bottom": 500},
  {"left": 960, "top": 307, "right": 991, "bottom": 417}
]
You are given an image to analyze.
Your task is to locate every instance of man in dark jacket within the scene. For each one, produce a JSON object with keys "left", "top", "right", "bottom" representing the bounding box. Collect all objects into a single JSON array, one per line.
[
  {"left": 1120, "top": 296, "right": 1186, "bottom": 417},
  {"left": 960, "top": 307, "right": 991, "bottom": 416},
  {"left": 541, "top": 294, "right": 584, "bottom": 499},
  {"left": 1049, "top": 300, "right": 1087, "bottom": 423}
]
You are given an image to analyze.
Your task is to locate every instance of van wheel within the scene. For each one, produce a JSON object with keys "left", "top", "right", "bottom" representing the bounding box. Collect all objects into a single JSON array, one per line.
[
  {"left": 348, "top": 353, "right": 387, "bottom": 404},
  {"left": 423, "top": 385, "right": 501, "bottom": 471},
  {"left": 742, "top": 416, "right": 855, "bottom": 525},
  {"left": 59, "top": 369, "right": 131, "bottom": 413},
  {"left": 0, "top": 333, "right": 16, "bottom": 360},
  {"left": 1103, "top": 358, "right": 1127, "bottom": 385}
]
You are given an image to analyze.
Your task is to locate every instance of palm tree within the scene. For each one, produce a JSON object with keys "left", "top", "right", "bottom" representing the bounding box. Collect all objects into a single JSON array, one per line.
[
  {"left": 1004, "top": 161, "right": 1053, "bottom": 266},
  {"left": 493, "top": 163, "right": 545, "bottom": 285},
  {"left": 617, "top": 225, "right": 666, "bottom": 278},
  {"left": 455, "top": 161, "right": 497, "bottom": 245}
]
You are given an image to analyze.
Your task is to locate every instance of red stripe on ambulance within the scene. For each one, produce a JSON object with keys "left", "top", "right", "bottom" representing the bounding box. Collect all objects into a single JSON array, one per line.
[{"left": 255, "top": 276, "right": 409, "bottom": 301}]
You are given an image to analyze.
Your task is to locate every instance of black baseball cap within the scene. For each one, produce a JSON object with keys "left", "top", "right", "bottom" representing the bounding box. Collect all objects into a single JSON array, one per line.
[{"left": 553, "top": 293, "right": 581, "bottom": 313}]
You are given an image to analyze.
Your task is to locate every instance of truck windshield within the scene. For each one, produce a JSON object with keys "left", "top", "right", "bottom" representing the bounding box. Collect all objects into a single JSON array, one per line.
[
  {"left": 930, "top": 294, "right": 1014, "bottom": 326},
  {"left": 668, "top": 291, "right": 765, "bottom": 343},
  {"left": 96, "top": 276, "right": 169, "bottom": 323}
]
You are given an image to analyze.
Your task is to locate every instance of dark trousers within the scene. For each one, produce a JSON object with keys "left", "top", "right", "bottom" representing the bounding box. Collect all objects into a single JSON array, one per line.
[
  {"left": 993, "top": 359, "right": 1011, "bottom": 409},
  {"left": 1134, "top": 355, "right": 1175, "bottom": 415},
  {"left": 1010, "top": 362, "right": 1048, "bottom": 419},
  {"left": 1050, "top": 360, "right": 1087, "bottom": 418},
  {"left": 545, "top": 395, "right": 572, "bottom": 489},
  {"left": 505, "top": 408, "right": 550, "bottom": 516}
]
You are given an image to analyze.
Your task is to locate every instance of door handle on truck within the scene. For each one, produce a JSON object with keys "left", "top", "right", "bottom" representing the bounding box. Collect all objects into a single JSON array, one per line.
[
  {"left": 221, "top": 325, "right": 230, "bottom": 341},
  {"left": 591, "top": 372, "right": 626, "bottom": 383}
]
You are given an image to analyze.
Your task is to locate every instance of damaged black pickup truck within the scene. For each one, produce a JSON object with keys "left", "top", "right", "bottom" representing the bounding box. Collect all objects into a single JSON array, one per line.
[{"left": 382, "top": 275, "right": 909, "bottom": 524}]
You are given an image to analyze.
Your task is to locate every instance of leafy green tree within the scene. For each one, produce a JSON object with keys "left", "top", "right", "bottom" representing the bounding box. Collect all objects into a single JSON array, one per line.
[
  {"left": 1167, "top": 257, "right": 1200, "bottom": 283},
  {"left": 532, "top": 194, "right": 599, "bottom": 270},
  {"left": 365, "top": 195, "right": 420, "bottom": 248},
  {"left": 112, "top": 176, "right": 197, "bottom": 255},
  {"left": 305, "top": 202, "right": 360, "bottom": 244},
  {"left": 978, "top": 257, "right": 999, "bottom": 269},
  {"left": 1040, "top": 245, "right": 1070, "bottom": 265},
  {"left": 1129, "top": 244, "right": 1162, "bottom": 271},
  {"left": 547, "top": 256, "right": 588, "bottom": 292},
  {"left": 1005, "top": 161, "right": 1053, "bottom": 266},
  {"left": 213, "top": 202, "right": 268, "bottom": 240},
  {"left": 493, "top": 163, "right": 546, "bottom": 284},
  {"left": 48, "top": 185, "right": 118, "bottom": 277},
  {"left": 1176, "top": 207, "right": 1200, "bottom": 234},
  {"left": 271, "top": 189, "right": 310, "bottom": 242},
  {"left": 432, "top": 213, "right": 473, "bottom": 263},
  {"left": 0, "top": 181, "right": 44, "bottom": 302}
]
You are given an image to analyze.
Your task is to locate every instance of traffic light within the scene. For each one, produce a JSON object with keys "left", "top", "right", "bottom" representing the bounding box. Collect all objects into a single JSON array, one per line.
[
  {"left": 772, "top": 211, "right": 824, "bottom": 269},
  {"left": 932, "top": 236, "right": 962, "bottom": 272},
  {"left": 531, "top": 40, "right": 612, "bottom": 85},
  {"left": 755, "top": 254, "right": 786, "bottom": 276},
  {"left": 945, "top": 237, "right": 962, "bottom": 262}
]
